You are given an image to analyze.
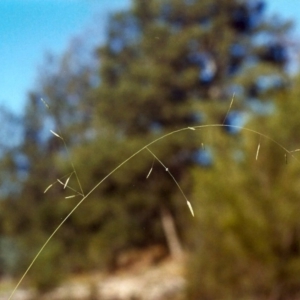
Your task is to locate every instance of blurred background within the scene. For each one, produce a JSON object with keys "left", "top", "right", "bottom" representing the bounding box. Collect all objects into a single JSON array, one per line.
[{"left": 1, "top": 0, "right": 300, "bottom": 299}]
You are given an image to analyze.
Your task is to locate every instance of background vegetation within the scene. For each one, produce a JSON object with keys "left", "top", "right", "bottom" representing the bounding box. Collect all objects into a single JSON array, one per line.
[{"left": 1, "top": 0, "right": 300, "bottom": 298}]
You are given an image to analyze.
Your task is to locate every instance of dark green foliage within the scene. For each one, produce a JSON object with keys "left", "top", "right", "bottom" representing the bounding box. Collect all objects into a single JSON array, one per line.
[
  {"left": 28, "top": 239, "right": 65, "bottom": 293},
  {"left": 186, "top": 80, "right": 300, "bottom": 299}
]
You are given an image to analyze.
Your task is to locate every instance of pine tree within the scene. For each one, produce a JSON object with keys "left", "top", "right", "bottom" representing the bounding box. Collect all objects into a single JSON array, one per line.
[
  {"left": 0, "top": 40, "right": 97, "bottom": 287},
  {"left": 81, "top": 0, "right": 291, "bottom": 262}
]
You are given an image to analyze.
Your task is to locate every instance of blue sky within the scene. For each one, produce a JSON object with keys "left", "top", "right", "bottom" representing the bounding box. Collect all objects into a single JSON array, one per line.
[{"left": 0, "top": 0, "right": 299, "bottom": 115}]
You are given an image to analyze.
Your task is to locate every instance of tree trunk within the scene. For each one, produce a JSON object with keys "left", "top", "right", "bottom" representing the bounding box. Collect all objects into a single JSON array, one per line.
[{"left": 160, "top": 205, "right": 184, "bottom": 260}]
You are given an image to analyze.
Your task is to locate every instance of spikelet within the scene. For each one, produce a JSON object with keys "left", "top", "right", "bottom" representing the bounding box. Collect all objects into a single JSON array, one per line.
[
  {"left": 50, "top": 130, "right": 62, "bottom": 139},
  {"left": 187, "top": 201, "right": 194, "bottom": 217}
]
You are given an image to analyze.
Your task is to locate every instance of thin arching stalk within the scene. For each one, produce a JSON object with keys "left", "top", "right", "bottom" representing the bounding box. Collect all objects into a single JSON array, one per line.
[{"left": 8, "top": 123, "right": 299, "bottom": 300}]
